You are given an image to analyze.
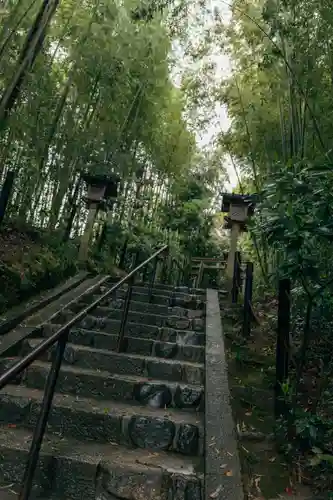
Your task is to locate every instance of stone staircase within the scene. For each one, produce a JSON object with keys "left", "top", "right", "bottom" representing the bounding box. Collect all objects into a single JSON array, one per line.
[{"left": 0, "top": 281, "right": 206, "bottom": 499}]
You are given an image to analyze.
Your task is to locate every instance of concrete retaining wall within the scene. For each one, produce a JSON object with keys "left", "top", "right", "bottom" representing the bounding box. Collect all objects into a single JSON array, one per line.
[{"left": 205, "top": 288, "right": 244, "bottom": 500}]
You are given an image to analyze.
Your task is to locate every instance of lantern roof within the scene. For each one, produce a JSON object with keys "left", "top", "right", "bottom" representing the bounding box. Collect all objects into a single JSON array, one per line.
[
  {"left": 81, "top": 172, "right": 120, "bottom": 200},
  {"left": 221, "top": 192, "right": 257, "bottom": 215}
]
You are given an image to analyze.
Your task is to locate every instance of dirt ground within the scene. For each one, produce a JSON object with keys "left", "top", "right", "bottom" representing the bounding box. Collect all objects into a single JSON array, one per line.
[{"left": 0, "top": 224, "right": 41, "bottom": 265}]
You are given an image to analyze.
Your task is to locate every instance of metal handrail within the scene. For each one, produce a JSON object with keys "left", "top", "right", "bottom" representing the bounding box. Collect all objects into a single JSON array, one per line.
[{"left": 0, "top": 243, "right": 168, "bottom": 500}]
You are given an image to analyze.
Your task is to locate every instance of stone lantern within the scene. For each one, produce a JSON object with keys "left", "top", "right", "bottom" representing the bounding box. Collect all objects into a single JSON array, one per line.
[
  {"left": 221, "top": 193, "right": 256, "bottom": 283},
  {"left": 79, "top": 173, "right": 120, "bottom": 261}
]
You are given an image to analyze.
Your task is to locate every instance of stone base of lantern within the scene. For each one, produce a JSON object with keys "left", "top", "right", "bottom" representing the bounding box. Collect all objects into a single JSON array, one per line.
[
  {"left": 226, "top": 222, "right": 241, "bottom": 292},
  {"left": 78, "top": 202, "right": 99, "bottom": 262}
]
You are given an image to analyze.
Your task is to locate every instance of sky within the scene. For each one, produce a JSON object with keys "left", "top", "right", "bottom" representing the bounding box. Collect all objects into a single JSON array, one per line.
[
  {"left": 197, "top": 0, "right": 238, "bottom": 190},
  {"left": 172, "top": 0, "right": 238, "bottom": 190}
]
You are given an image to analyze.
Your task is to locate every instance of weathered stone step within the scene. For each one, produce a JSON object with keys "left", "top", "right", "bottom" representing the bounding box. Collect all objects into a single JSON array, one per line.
[
  {"left": 94, "top": 302, "right": 204, "bottom": 321},
  {"left": 77, "top": 295, "right": 204, "bottom": 318},
  {"left": 114, "top": 282, "right": 205, "bottom": 295},
  {"left": 95, "top": 297, "right": 172, "bottom": 316},
  {"left": 91, "top": 285, "right": 206, "bottom": 308},
  {"left": 107, "top": 283, "right": 205, "bottom": 301},
  {"left": 53, "top": 325, "right": 204, "bottom": 363},
  {"left": 117, "top": 290, "right": 171, "bottom": 306},
  {"left": 129, "top": 288, "right": 205, "bottom": 305},
  {"left": 15, "top": 360, "right": 204, "bottom": 411},
  {"left": 103, "top": 284, "right": 176, "bottom": 300},
  {"left": 0, "top": 427, "right": 203, "bottom": 500},
  {"left": 120, "top": 290, "right": 205, "bottom": 308},
  {"left": 22, "top": 340, "right": 205, "bottom": 385},
  {"left": 46, "top": 319, "right": 205, "bottom": 346},
  {"left": 74, "top": 316, "right": 160, "bottom": 340},
  {"left": 74, "top": 307, "right": 205, "bottom": 332},
  {"left": 133, "top": 282, "right": 179, "bottom": 292},
  {"left": 0, "top": 385, "right": 204, "bottom": 456}
]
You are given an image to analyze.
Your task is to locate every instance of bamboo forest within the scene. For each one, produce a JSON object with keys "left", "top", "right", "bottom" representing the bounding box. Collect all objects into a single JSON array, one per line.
[{"left": 1, "top": 0, "right": 333, "bottom": 499}]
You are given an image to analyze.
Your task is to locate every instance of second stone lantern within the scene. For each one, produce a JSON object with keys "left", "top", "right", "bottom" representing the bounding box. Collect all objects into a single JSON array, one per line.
[
  {"left": 78, "top": 172, "right": 120, "bottom": 261},
  {"left": 221, "top": 192, "right": 257, "bottom": 286}
]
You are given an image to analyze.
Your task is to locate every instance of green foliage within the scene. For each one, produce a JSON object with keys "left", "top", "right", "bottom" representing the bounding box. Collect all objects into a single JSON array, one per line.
[
  {"left": 0, "top": 228, "right": 77, "bottom": 313},
  {"left": 214, "top": 0, "right": 333, "bottom": 484},
  {"left": 0, "top": 0, "right": 226, "bottom": 299}
]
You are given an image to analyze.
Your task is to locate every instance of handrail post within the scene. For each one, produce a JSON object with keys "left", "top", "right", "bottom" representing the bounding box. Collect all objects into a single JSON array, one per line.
[
  {"left": 148, "top": 256, "right": 158, "bottom": 303},
  {"left": 18, "top": 331, "right": 69, "bottom": 500},
  {"left": 242, "top": 262, "right": 253, "bottom": 336},
  {"left": 275, "top": 278, "right": 291, "bottom": 419},
  {"left": 117, "top": 253, "right": 140, "bottom": 352},
  {"left": 116, "top": 277, "right": 134, "bottom": 353}
]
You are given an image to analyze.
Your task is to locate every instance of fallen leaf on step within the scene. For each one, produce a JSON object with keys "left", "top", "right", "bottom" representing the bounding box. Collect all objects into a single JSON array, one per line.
[
  {"left": 209, "top": 485, "right": 222, "bottom": 498},
  {"left": 224, "top": 470, "right": 233, "bottom": 476}
]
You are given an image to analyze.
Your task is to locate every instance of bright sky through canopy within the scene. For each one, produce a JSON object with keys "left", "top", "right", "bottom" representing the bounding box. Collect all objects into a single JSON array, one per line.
[{"left": 172, "top": 0, "right": 237, "bottom": 189}]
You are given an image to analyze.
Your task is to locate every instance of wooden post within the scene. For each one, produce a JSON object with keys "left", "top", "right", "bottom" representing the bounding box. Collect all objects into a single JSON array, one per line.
[
  {"left": 242, "top": 262, "right": 254, "bottom": 336},
  {"left": 275, "top": 278, "right": 291, "bottom": 418},
  {"left": 0, "top": 170, "right": 15, "bottom": 228}
]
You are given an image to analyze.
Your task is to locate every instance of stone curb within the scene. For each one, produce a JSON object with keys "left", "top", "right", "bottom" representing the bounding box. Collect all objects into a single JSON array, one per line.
[
  {"left": 0, "top": 271, "right": 89, "bottom": 336},
  {"left": 205, "top": 288, "right": 244, "bottom": 500}
]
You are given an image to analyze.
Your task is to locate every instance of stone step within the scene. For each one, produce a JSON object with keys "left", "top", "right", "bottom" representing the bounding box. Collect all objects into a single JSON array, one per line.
[
  {"left": 78, "top": 294, "right": 205, "bottom": 317},
  {"left": 128, "top": 282, "right": 207, "bottom": 297},
  {"left": 51, "top": 307, "right": 201, "bottom": 331},
  {"left": 72, "top": 308, "right": 205, "bottom": 332},
  {"left": 48, "top": 325, "right": 204, "bottom": 363},
  {"left": 10, "top": 360, "right": 204, "bottom": 411},
  {"left": 0, "top": 385, "right": 204, "bottom": 456},
  {"left": 103, "top": 284, "right": 176, "bottom": 299},
  {"left": 107, "top": 283, "right": 206, "bottom": 300},
  {"left": 47, "top": 319, "right": 205, "bottom": 346},
  {"left": 117, "top": 291, "right": 205, "bottom": 311},
  {"left": 117, "top": 290, "right": 172, "bottom": 306},
  {"left": 95, "top": 285, "right": 206, "bottom": 308},
  {"left": 74, "top": 316, "right": 160, "bottom": 340},
  {"left": 71, "top": 301, "right": 205, "bottom": 324},
  {"left": 22, "top": 340, "right": 205, "bottom": 386},
  {"left": 96, "top": 297, "right": 172, "bottom": 316},
  {"left": 122, "top": 290, "right": 205, "bottom": 308},
  {"left": 134, "top": 282, "right": 179, "bottom": 292},
  {"left": 0, "top": 427, "right": 203, "bottom": 500}
]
